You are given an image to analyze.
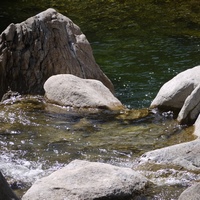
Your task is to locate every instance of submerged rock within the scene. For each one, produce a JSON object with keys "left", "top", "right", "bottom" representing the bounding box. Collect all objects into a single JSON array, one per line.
[
  {"left": 150, "top": 66, "right": 200, "bottom": 125},
  {"left": 0, "top": 8, "right": 114, "bottom": 99},
  {"left": 22, "top": 159, "right": 148, "bottom": 200},
  {"left": 44, "top": 74, "right": 124, "bottom": 110}
]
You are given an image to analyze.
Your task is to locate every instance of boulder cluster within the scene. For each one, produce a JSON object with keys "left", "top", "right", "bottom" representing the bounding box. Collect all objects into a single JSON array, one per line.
[{"left": 0, "top": 8, "right": 200, "bottom": 200}]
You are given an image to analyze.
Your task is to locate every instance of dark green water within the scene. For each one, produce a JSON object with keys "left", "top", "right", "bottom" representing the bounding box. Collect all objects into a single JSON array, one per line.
[{"left": 0, "top": 1, "right": 200, "bottom": 199}]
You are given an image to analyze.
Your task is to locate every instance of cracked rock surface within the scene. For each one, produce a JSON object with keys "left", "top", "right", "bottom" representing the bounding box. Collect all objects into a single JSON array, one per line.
[{"left": 0, "top": 8, "right": 114, "bottom": 99}]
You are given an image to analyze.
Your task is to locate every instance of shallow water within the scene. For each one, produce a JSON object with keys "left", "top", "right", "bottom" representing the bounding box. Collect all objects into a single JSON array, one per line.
[
  {"left": 0, "top": 96, "right": 196, "bottom": 199},
  {"left": 1, "top": 1, "right": 200, "bottom": 199}
]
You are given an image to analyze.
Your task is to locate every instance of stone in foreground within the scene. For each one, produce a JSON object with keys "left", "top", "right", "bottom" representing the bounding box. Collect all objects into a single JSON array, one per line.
[
  {"left": 22, "top": 160, "right": 148, "bottom": 200},
  {"left": 44, "top": 74, "right": 124, "bottom": 110}
]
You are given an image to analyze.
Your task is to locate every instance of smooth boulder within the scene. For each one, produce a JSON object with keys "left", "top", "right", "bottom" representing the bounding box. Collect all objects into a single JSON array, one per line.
[
  {"left": 150, "top": 65, "right": 200, "bottom": 124},
  {"left": 177, "top": 84, "right": 200, "bottom": 124},
  {"left": 178, "top": 183, "right": 200, "bottom": 200},
  {"left": 22, "top": 159, "right": 148, "bottom": 200},
  {"left": 150, "top": 66, "right": 200, "bottom": 110},
  {"left": 0, "top": 8, "right": 114, "bottom": 99},
  {"left": 44, "top": 74, "right": 124, "bottom": 110}
]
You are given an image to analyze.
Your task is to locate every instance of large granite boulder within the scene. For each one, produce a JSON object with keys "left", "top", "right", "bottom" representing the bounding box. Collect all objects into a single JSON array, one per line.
[
  {"left": 0, "top": 8, "right": 114, "bottom": 100},
  {"left": 178, "top": 183, "right": 200, "bottom": 200},
  {"left": 44, "top": 74, "right": 124, "bottom": 110},
  {"left": 22, "top": 160, "right": 148, "bottom": 200},
  {"left": 150, "top": 66, "right": 200, "bottom": 125}
]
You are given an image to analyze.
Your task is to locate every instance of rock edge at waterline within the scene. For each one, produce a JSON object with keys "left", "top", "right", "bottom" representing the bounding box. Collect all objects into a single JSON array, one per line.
[
  {"left": 44, "top": 74, "right": 124, "bottom": 110},
  {"left": 22, "top": 159, "right": 149, "bottom": 200},
  {"left": 150, "top": 65, "right": 200, "bottom": 125}
]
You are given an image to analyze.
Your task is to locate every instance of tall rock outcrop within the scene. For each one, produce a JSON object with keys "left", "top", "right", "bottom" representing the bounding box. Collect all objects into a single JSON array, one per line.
[{"left": 0, "top": 8, "right": 114, "bottom": 99}]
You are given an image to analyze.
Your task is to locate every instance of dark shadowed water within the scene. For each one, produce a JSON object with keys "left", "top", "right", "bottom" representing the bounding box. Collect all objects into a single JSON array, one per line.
[{"left": 0, "top": 1, "right": 200, "bottom": 199}]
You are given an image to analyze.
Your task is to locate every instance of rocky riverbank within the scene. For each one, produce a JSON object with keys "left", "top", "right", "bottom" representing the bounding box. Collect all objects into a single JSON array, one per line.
[{"left": 0, "top": 8, "right": 200, "bottom": 200}]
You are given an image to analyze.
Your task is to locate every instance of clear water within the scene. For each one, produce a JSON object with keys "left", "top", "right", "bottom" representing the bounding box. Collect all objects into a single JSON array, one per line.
[{"left": 0, "top": 1, "right": 200, "bottom": 199}]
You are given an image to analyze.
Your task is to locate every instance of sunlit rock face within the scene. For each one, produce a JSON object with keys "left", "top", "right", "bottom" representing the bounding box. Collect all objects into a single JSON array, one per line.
[
  {"left": 150, "top": 65, "right": 200, "bottom": 125},
  {"left": 44, "top": 74, "right": 124, "bottom": 110},
  {"left": 22, "top": 159, "right": 148, "bottom": 200},
  {"left": 0, "top": 8, "right": 114, "bottom": 99}
]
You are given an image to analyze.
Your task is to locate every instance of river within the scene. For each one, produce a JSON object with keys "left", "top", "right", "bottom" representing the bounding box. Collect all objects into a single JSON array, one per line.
[{"left": 0, "top": 1, "right": 200, "bottom": 199}]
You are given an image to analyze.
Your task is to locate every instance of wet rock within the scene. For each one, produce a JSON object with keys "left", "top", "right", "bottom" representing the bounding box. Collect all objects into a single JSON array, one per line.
[
  {"left": 0, "top": 8, "right": 114, "bottom": 100},
  {"left": 138, "top": 139, "right": 200, "bottom": 171},
  {"left": 150, "top": 65, "right": 200, "bottom": 125},
  {"left": 116, "top": 108, "right": 149, "bottom": 121},
  {"left": 178, "top": 183, "right": 200, "bottom": 200},
  {"left": 22, "top": 159, "right": 148, "bottom": 200},
  {"left": 44, "top": 74, "right": 124, "bottom": 110}
]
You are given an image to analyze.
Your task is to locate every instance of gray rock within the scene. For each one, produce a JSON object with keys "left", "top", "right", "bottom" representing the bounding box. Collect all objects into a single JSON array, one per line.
[
  {"left": 177, "top": 84, "right": 200, "bottom": 125},
  {"left": 194, "top": 114, "right": 200, "bottom": 138},
  {"left": 0, "top": 8, "right": 114, "bottom": 99},
  {"left": 150, "top": 66, "right": 200, "bottom": 111},
  {"left": 22, "top": 159, "right": 148, "bottom": 200},
  {"left": 138, "top": 139, "right": 200, "bottom": 171},
  {"left": 178, "top": 183, "right": 200, "bottom": 200},
  {"left": 44, "top": 74, "right": 124, "bottom": 110}
]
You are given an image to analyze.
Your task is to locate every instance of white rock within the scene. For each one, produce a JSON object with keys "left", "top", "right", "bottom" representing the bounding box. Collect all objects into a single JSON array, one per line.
[
  {"left": 44, "top": 74, "right": 124, "bottom": 110},
  {"left": 22, "top": 160, "right": 148, "bottom": 200},
  {"left": 178, "top": 183, "right": 200, "bottom": 200},
  {"left": 150, "top": 66, "right": 200, "bottom": 110},
  {"left": 178, "top": 84, "right": 200, "bottom": 124},
  {"left": 138, "top": 140, "right": 200, "bottom": 171}
]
